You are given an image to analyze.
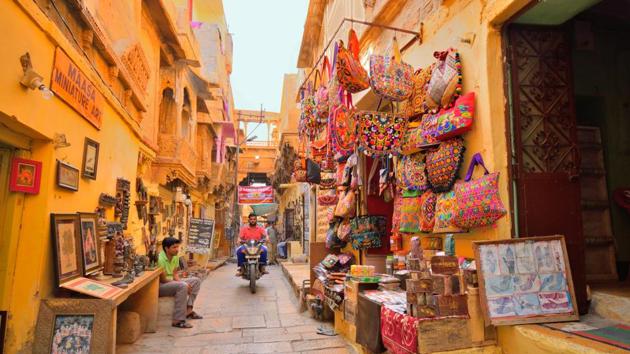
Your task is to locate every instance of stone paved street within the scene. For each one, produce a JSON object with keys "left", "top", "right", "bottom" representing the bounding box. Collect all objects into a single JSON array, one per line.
[{"left": 118, "top": 264, "right": 354, "bottom": 354}]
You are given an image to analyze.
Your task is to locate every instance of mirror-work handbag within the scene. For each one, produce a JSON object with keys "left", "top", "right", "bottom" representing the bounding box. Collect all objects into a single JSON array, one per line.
[
  {"left": 426, "top": 137, "right": 465, "bottom": 193},
  {"left": 299, "top": 84, "right": 317, "bottom": 139},
  {"left": 336, "top": 30, "right": 370, "bottom": 93},
  {"left": 453, "top": 153, "right": 506, "bottom": 228},
  {"left": 337, "top": 219, "right": 352, "bottom": 242},
  {"left": 419, "top": 190, "right": 437, "bottom": 233},
  {"left": 429, "top": 92, "right": 475, "bottom": 141},
  {"left": 315, "top": 56, "right": 331, "bottom": 125},
  {"left": 404, "top": 65, "right": 434, "bottom": 119},
  {"left": 357, "top": 108, "right": 407, "bottom": 156},
  {"left": 433, "top": 191, "right": 465, "bottom": 233},
  {"left": 401, "top": 119, "right": 440, "bottom": 155},
  {"left": 369, "top": 37, "right": 414, "bottom": 102},
  {"left": 426, "top": 49, "right": 462, "bottom": 111},
  {"left": 350, "top": 215, "right": 387, "bottom": 250},
  {"left": 401, "top": 153, "right": 428, "bottom": 192},
  {"left": 329, "top": 92, "right": 356, "bottom": 160}
]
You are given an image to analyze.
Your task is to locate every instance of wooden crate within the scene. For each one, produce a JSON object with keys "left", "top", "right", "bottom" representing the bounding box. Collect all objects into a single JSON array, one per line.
[{"left": 417, "top": 317, "right": 471, "bottom": 354}]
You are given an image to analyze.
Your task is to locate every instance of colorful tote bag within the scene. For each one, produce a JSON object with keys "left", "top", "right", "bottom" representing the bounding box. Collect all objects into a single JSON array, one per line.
[
  {"left": 315, "top": 57, "right": 331, "bottom": 125},
  {"left": 350, "top": 215, "right": 387, "bottom": 250},
  {"left": 433, "top": 190, "right": 465, "bottom": 233},
  {"left": 357, "top": 110, "right": 407, "bottom": 156},
  {"left": 381, "top": 306, "right": 420, "bottom": 354},
  {"left": 336, "top": 30, "right": 370, "bottom": 93},
  {"left": 404, "top": 64, "right": 434, "bottom": 119},
  {"left": 334, "top": 189, "right": 356, "bottom": 218},
  {"left": 399, "top": 190, "right": 422, "bottom": 233},
  {"left": 299, "top": 84, "right": 317, "bottom": 139},
  {"left": 369, "top": 37, "right": 414, "bottom": 102},
  {"left": 329, "top": 92, "right": 356, "bottom": 160},
  {"left": 430, "top": 92, "right": 475, "bottom": 141},
  {"left": 318, "top": 188, "right": 339, "bottom": 206},
  {"left": 426, "top": 137, "right": 465, "bottom": 193},
  {"left": 453, "top": 153, "right": 507, "bottom": 228},
  {"left": 419, "top": 190, "right": 437, "bottom": 232},
  {"left": 401, "top": 152, "right": 428, "bottom": 191},
  {"left": 391, "top": 189, "right": 403, "bottom": 233},
  {"left": 400, "top": 118, "right": 440, "bottom": 155},
  {"left": 328, "top": 42, "right": 343, "bottom": 107},
  {"left": 426, "top": 49, "right": 463, "bottom": 111}
]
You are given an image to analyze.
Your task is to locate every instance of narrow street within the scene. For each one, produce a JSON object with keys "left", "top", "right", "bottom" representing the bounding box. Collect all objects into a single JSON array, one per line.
[{"left": 118, "top": 264, "right": 354, "bottom": 354}]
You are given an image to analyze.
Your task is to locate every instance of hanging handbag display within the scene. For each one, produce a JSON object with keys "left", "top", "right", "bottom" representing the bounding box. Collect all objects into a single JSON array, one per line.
[
  {"left": 328, "top": 42, "right": 343, "bottom": 108},
  {"left": 292, "top": 145, "right": 308, "bottom": 182},
  {"left": 403, "top": 64, "right": 434, "bottom": 119},
  {"left": 399, "top": 189, "right": 422, "bottom": 234},
  {"left": 428, "top": 92, "right": 475, "bottom": 141},
  {"left": 426, "top": 137, "right": 465, "bottom": 193},
  {"left": 336, "top": 30, "right": 370, "bottom": 93},
  {"left": 329, "top": 91, "right": 356, "bottom": 160},
  {"left": 426, "top": 48, "right": 463, "bottom": 111},
  {"left": 400, "top": 119, "right": 440, "bottom": 155},
  {"left": 326, "top": 223, "right": 347, "bottom": 249},
  {"left": 391, "top": 188, "right": 403, "bottom": 233},
  {"left": 401, "top": 152, "right": 429, "bottom": 191},
  {"left": 337, "top": 219, "right": 352, "bottom": 242},
  {"left": 357, "top": 100, "right": 407, "bottom": 157},
  {"left": 334, "top": 189, "right": 356, "bottom": 218},
  {"left": 369, "top": 37, "right": 414, "bottom": 102},
  {"left": 419, "top": 190, "right": 437, "bottom": 232},
  {"left": 306, "top": 158, "right": 321, "bottom": 184},
  {"left": 298, "top": 83, "right": 317, "bottom": 139},
  {"left": 318, "top": 188, "right": 338, "bottom": 206},
  {"left": 453, "top": 153, "right": 507, "bottom": 229},
  {"left": 311, "top": 128, "right": 328, "bottom": 164},
  {"left": 350, "top": 215, "right": 387, "bottom": 250},
  {"left": 315, "top": 56, "right": 331, "bottom": 125},
  {"left": 433, "top": 190, "right": 465, "bottom": 233}
]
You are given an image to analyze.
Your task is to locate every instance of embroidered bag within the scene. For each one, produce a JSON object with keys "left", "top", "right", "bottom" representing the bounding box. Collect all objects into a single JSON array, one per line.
[
  {"left": 369, "top": 37, "right": 414, "bottom": 101},
  {"left": 404, "top": 64, "right": 434, "bottom": 119},
  {"left": 419, "top": 189, "right": 437, "bottom": 232},
  {"left": 334, "top": 189, "right": 356, "bottom": 218},
  {"left": 433, "top": 190, "right": 465, "bottom": 233},
  {"left": 299, "top": 84, "right": 317, "bottom": 139},
  {"left": 318, "top": 188, "right": 338, "bottom": 206},
  {"left": 329, "top": 91, "right": 356, "bottom": 160},
  {"left": 400, "top": 119, "right": 440, "bottom": 155},
  {"left": 328, "top": 42, "right": 343, "bottom": 108},
  {"left": 391, "top": 188, "right": 403, "bottom": 233},
  {"left": 357, "top": 101, "right": 408, "bottom": 156},
  {"left": 311, "top": 130, "right": 328, "bottom": 165},
  {"left": 426, "top": 137, "right": 465, "bottom": 193},
  {"left": 337, "top": 219, "right": 352, "bottom": 242},
  {"left": 401, "top": 152, "right": 428, "bottom": 191},
  {"left": 431, "top": 92, "right": 475, "bottom": 141},
  {"left": 315, "top": 56, "right": 331, "bottom": 125},
  {"left": 399, "top": 189, "right": 422, "bottom": 233},
  {"left": 350, "top": 215, "right": 387, "bottom": 250},
  {"left": 426, "top": 49, "right": 463, "bottom": 110},
  {"left": 381, "top": 306, "right": 420, "bottom": 354},
  {"left": 336, "top": 30, "right": 370, "bottom": 93},
  {"left": 453, "top": 153, "right": 507, "bottom": 228}
]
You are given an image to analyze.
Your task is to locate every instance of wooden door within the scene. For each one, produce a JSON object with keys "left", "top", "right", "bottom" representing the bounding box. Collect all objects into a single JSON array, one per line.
[
  {"left": 508, "top": 25, "right": 588, "bottom": 313},
  {"left": 0, "top": 146, "right": 14, "bottom": 308}
]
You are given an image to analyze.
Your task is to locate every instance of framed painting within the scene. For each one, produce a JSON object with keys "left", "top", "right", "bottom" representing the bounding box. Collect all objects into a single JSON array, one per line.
[
  {"left": 51, "top": 214, "right": 83, "bottom": 286},
  {"left": 81, "top": 138, "right": 99, "bottom": 179},
  {"left": 473, "top": 235, "right": 579, "bottom": 326},
  {"left": 56, "top": 160, "right": 79, "bottom": 191},
  {"left": 78, "top": 212, "right": 101, "bottom": 275},
  {"left": 8, "top": 157, "right": 42, "bottom": 194},
  {"left": 59, "top": 277, "right": 122, "bottom": 300},
  {"left": 33, "top": 299, "right": 113, "bottom": 354},
  {"left": 0, "top": 311, "right": 6, "bottom": 354}
]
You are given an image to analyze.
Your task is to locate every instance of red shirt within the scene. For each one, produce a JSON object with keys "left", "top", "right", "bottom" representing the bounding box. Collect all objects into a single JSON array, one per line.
[{"left": 239, "top": 225, "right": 266, "bottom": 241}]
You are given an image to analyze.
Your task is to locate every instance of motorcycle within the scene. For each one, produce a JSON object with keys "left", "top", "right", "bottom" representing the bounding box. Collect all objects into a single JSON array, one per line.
[{"left": 240, "top": 240, "right": 265, "bottom": 293}]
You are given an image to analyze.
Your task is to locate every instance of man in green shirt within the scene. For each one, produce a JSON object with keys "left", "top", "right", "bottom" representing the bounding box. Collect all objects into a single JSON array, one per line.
[{"left": 158, "top": 237, "right": 202, "bottom": 328}]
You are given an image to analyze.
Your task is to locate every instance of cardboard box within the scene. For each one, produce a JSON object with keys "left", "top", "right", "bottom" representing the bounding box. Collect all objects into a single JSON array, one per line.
[{"left": 417, "top": 317, "right": 471, "bottom": 354}]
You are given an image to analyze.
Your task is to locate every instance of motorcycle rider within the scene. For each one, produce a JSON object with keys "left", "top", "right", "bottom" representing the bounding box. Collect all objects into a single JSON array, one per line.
[{"left": 236, "top": 213, "right": 269, "bottom": 276}]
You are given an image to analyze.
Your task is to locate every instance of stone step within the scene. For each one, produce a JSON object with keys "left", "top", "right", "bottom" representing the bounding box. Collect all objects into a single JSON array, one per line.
[{"left": 590, "top": 286, "right": 630, "bottom": 326}]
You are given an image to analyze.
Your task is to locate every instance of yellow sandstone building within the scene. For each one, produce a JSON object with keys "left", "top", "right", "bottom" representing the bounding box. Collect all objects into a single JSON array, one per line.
[{"left": 0, "top": 0, "right": 237, "bottom": 352}]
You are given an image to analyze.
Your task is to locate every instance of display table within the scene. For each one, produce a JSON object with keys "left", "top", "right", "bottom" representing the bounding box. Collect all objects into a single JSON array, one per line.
[{"left": 102, "top": 269, "right": 162, "bottom": 352}]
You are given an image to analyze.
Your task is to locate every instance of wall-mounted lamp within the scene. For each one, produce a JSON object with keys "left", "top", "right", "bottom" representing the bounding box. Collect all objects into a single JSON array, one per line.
[{"left": 20, "top": 52, "right": 54, "bottom": 100}]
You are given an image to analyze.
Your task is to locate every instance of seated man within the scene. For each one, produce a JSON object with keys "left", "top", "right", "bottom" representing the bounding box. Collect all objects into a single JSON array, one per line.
[
  {"left": 236, "top": 213, "right": 269, "bottom": 275},
  {"left": 158, "top": 237, "right": 203, "bottom": 329}
]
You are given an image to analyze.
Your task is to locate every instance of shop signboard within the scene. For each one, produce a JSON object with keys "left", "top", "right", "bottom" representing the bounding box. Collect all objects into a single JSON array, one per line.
[
  {"left": 187, "top": 218, "right": 215, "bottom": 254},
  {"left": 237, "top": 186, "right": 273, "bottom": 205}
]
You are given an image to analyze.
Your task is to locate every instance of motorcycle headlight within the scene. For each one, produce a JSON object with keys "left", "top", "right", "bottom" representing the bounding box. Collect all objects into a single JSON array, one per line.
[{"left": 246, "top": 247, "right": 259, "bottom": 255}]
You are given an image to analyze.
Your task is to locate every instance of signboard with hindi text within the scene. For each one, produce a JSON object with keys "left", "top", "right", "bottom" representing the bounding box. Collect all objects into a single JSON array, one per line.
[
  {"left": 237, "top": 186, "right": 274, "bottom": 205},
  {"left": 51, "top": 47, "right": 105, "bottom": 129},
  {"left": 187, "top": 218, "right": 215, "bottom": 254}
]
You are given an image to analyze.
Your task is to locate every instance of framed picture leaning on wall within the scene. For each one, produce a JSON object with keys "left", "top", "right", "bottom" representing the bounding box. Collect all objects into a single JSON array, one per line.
[
  {"left": 51, "top": 214, "right": 83, "bottom": 286},
  {"left": 78, "top": 212, "right": 101, "bottom": 276}
]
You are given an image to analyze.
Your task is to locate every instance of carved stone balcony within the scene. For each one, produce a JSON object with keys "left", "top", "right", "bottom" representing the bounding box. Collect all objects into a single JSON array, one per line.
[{"left": 155, "top": 133, "right": 197, "bottom": 186}]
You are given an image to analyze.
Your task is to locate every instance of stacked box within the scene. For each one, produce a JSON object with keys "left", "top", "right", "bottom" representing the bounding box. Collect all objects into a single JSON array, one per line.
[{"left": 428, "top": 256, "right": 468, "bottom": 317}]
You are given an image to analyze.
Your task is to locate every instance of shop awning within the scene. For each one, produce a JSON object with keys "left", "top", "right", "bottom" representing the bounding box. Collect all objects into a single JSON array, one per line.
[{"left": 250, "top": 203, "right": 278, "bottom": 216}]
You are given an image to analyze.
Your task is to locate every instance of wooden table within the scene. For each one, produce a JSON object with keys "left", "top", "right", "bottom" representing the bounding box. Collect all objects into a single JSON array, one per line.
[{"left": 101, "top": 269, "right": 162, "bottom": 352}]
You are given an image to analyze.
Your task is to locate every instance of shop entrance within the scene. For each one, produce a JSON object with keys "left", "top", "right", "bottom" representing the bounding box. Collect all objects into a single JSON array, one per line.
[
  {"left": 0, "top": 145, "right": 15, "bottom": 309},
  {"left": 507, "top": 0, "right": 630, "bottom": 315}
]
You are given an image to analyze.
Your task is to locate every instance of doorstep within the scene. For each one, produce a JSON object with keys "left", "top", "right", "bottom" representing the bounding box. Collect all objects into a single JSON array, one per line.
[
  {"left": 590, "top": 284, "right": 630, "bottom": 326},
  {"left": 498, "top": 323, "right": 627, "bottom": 354},
  {"left": 280, "top": 261, "right": 310, "bottom": 297}
]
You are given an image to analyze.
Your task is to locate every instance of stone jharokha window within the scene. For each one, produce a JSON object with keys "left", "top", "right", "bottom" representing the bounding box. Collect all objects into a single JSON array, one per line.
[
  {"left": 159, "top": 88, "right": 176, "bottom": 134},
  {"left": 182, "top": 89, "right": 192, "bottom": 142}
]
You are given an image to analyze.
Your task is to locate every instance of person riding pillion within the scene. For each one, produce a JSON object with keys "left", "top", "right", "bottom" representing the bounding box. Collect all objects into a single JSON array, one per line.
[{"left": 236, "top": 213, "right": 269, "bottom": 275}]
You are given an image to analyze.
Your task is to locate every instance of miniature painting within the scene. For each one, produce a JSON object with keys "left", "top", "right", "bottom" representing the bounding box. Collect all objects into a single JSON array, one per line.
[
  {"left": 57, "top": 160, "right": 79, "bottom": 191},
  {"left": 498, "top": 244, "right": 516, "bottom": 274},
  {"left": 60, "top": 277, "right": 122, "bottom": 300},
  {"left": 81, "top": 138, "right": 99, "bottom": 180},
  {"left": 487, "top": 296, "right": 516, "bottom": 318},
  {"left": 8, "top": 157, "right": 42, "bottom": 194},
  {"left": 512, "top": 274, "right": 541, "bottom": 293},
  {"left": 513, "top": 293, "right": 541, "bottom": 316},
  {"left": 480, "top": 244, "right": 500, "bottom": 275},
  {"left": 51, "top": 214, "right": 83, "bottom": 285},
  {"left": 79, "top": 213, "right": 101, "bottom": 275},
  {"left": 515, "top": 242, "right": 536, "bottom": 274},
  {"left": 51, "top": 315, "right": 94, "bottom": 354},
  {"left": 485, "top": 275, "right": 514, "bottom": 297},
  {"left": 539, "top": 273, "right": 567, "bottom": 292},
  {"left": 538, "top": 292, "right": 572, "bottom": 313}
]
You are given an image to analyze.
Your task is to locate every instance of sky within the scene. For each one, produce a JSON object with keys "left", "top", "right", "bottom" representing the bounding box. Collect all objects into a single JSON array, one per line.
[{"left": 224, "top": 0, "right": 308, "bottom": 115}]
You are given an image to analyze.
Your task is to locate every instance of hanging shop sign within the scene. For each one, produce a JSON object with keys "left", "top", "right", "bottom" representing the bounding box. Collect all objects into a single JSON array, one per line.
[
  {"left": 51, "top": 47, "right": 104, "bottom": 129},
  {"left": 237, "top": 186, "right": 274, "bottom": 205},
  {"left": 187, "top": 218, "right": 215, "bottom": 254}
]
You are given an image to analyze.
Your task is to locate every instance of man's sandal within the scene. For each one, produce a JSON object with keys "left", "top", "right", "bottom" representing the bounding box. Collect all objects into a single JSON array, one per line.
[
  {"left": 187, "top": 311, "right": 203, "bottom": 319},
  {"left": 172, "top": 321, "right": 193, "bottom": 328}
]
